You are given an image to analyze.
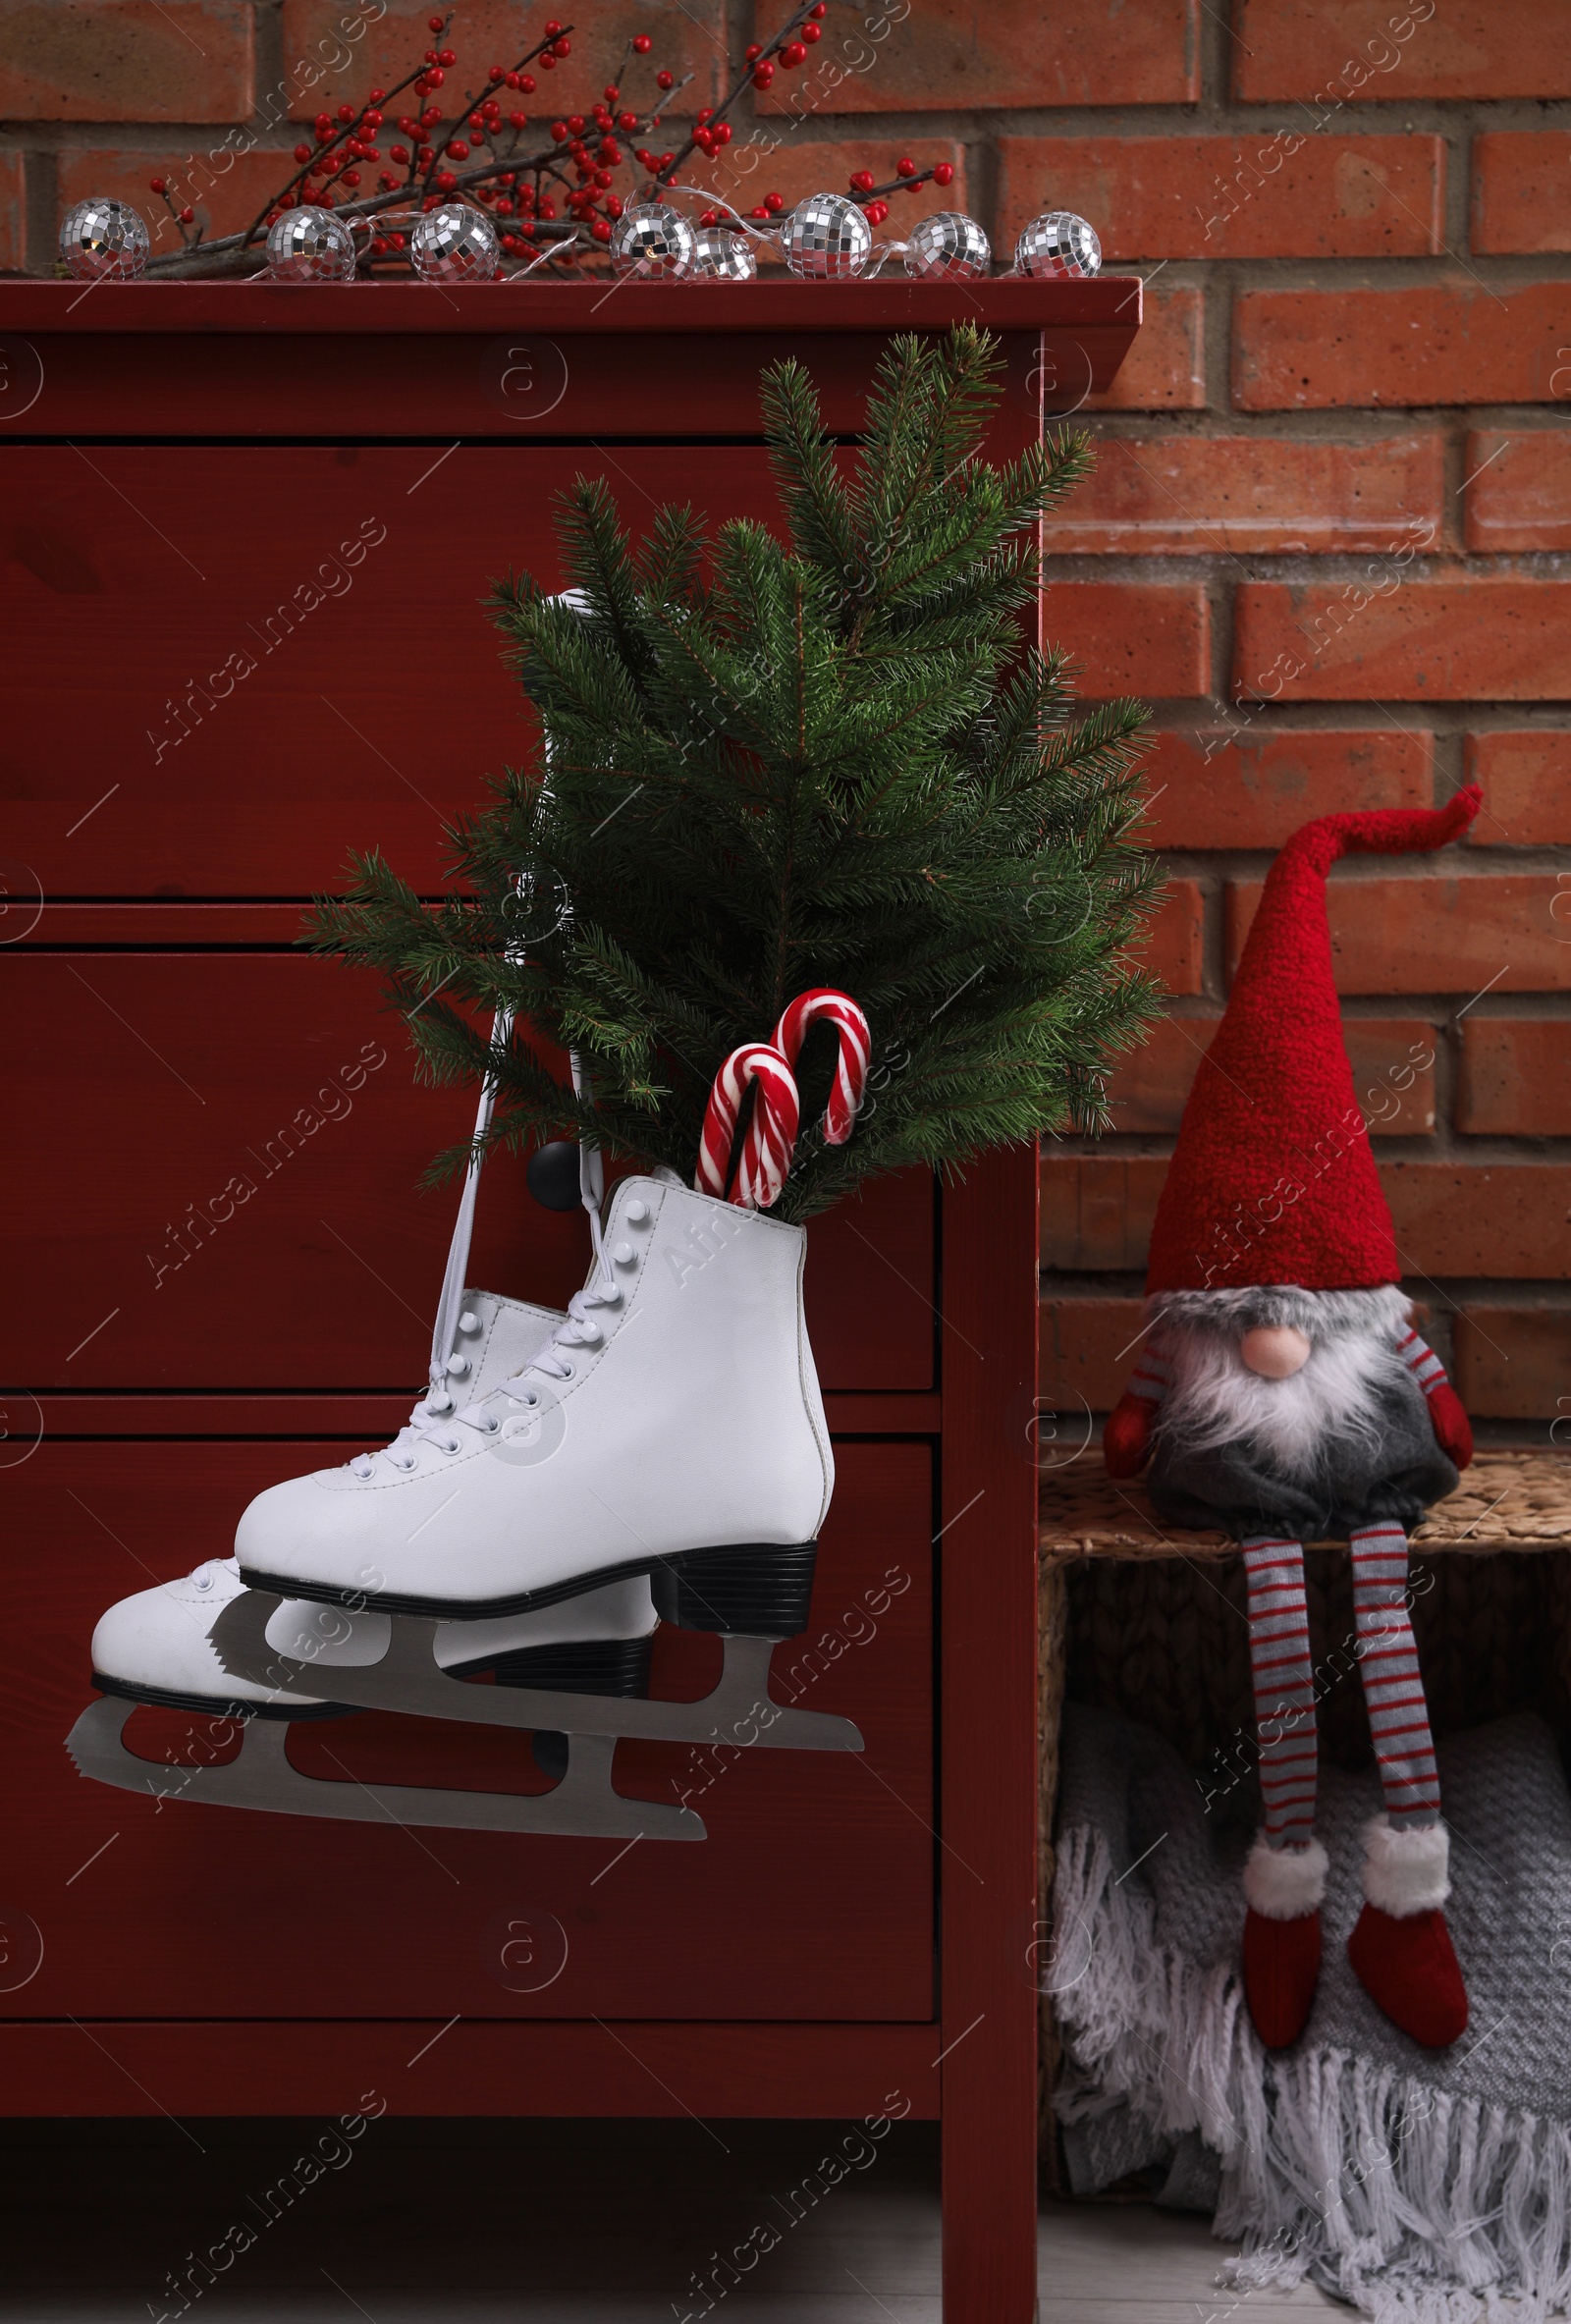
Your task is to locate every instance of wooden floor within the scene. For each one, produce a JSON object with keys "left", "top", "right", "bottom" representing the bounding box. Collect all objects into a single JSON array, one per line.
[{"left": 0, "top": 2119, "right": 1347, "bottom": 2320}]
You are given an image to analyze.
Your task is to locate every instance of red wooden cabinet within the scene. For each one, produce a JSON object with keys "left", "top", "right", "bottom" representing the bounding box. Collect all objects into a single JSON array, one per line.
[{"left": 0, "top": 276, "right": 1137, "bottom": 2320}]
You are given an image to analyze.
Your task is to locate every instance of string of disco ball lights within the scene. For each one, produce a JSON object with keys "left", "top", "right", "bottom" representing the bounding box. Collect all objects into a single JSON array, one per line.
[{"left": 58, "top": 188, "right": 1101, "bottom": 287}]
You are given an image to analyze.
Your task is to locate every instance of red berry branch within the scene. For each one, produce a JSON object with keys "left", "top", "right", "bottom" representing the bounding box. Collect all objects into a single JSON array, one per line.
[{"left": 136, "top": 7, "right": 952, "bottom": 277}]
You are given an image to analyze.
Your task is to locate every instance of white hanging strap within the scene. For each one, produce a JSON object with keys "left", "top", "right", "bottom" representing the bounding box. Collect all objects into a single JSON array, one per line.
[{"left": 425, "top": 1002, "right": 514, "bottom": 1417}]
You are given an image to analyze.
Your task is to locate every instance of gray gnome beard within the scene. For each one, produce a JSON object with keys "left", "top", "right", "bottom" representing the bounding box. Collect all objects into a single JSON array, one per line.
[{"left": 1149, "top": 1282, "right": 1412, "bottom": 1484}]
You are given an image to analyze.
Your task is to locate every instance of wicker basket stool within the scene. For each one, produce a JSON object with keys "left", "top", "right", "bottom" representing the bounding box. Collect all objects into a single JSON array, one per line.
[{"left": 1036, "top": 1448, "right": 1571, "bottom": 2172}]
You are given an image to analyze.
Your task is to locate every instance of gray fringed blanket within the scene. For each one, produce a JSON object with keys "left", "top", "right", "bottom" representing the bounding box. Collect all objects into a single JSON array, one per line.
[{"left": 1049, "top": 1704, "right": 1571, "bottom": 2321}]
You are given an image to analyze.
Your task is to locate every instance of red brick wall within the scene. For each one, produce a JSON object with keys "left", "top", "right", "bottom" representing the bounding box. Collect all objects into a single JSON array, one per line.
[{"left": 4, "top": 0, "right": 1567, "bottom": 1433}]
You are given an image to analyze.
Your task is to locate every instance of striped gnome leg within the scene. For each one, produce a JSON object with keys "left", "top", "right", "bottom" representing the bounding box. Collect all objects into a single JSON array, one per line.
[
  {"left": 1239, "top": 1537, "right": 1327, "bottom": 2050},
  {"left": 1346, "top": 1521, "right": 1469, "bottom": 2047}
]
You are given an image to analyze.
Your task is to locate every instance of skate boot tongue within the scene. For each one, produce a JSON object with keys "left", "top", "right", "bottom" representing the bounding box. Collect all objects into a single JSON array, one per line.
[{"left": 348, "top": 1289, "right": 564, "bottom": 1479}]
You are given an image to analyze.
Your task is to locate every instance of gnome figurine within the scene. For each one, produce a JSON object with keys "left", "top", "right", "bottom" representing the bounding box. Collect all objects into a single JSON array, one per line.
[{"left": 1105, "top": 792, "right": 1482, "bottom": 2052}]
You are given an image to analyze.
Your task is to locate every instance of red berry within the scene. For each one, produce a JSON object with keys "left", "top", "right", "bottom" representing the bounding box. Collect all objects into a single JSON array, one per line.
[
  {"left": 342, "top": 171, "right": 360, "bottom": 187},
  {"left": 568, "top": 113, "right": 584, "bottom": 132},
  {"left": 802, "top": 19, "right": 821, "bottom": 38},
  {"left": 592, "top": 219, "right": 612, "bottom": 243},
  {"left": 315, "top": 110, "right": 332, "bottom": 130},
  {"left": 468, "top": 113, "right": 484, "bottom": 131},
  {"left": 866, "top": 200, "right": 888, "bottom": 226},
  {"left": 713, "top": 121, "right": 731, "bottom": 143},
  {"left": 781, "top": 39, "right": 806, "bottom": 64},
  {"left": 538, "top": 51, "right": 554, "bottom": 68},
  {"left": 750, "top": 204, "right": 768, "bottom": 219},
  {"left": 593, "top": 169, "right": 612, "bottom": 188},
  {"left": 543, "top": 16, "right": 561, "bottom": 29},
  {"left": 390, "top": 143, "right": 408, "bottom": 162},
  {"left": 658, "top": 150, "right": 675, "bottom": 168},
  {"left": 293, "top": 141, "right": 311, "bottom": 162},
  {"left": 764, "top": 189, "right": 784, "bottom": 212},
  {"left": 504, "top": 71, "right": 519, "bottom": 88},
  {"left": 618, "top": 109, "right": 637, "bottom": 130},
  {"left": 606, "top": 192, "right": 623, "bottom": 218},
  {"left": 519, "top": 73, "right": 535, "bottom": 91},
  {"left": 744, "top": 41, "right": 762, "bottom": 59},
  {"left": 895, "top": 156, "right": 916, "bottom": 177},
  {"left": 417, "top": 146, "right": 434, "bottom": 165},
  {"left": 849, "top": 170, "right": 874, "bottom": 192},
  {"left": 810, "top": 1, "right": 826, "bottom": 13},
  {"left": 697, "top": 105, "right": 713, "bottom": 120},
  {"left": 364, "top": 109, "right": 382, "bottom": 128},
  {"left": 752, "top": 66, "right": 773, "bottom": 86},
  {"left": 933, "top": 162, "right": 953, "bottom": 186},
  {"left": 604, "top": 81, "right": 619, "bottom": 98},
  {"left": 508, "top": 110, "right": 526, "bottom": 129},
  {"left": 368, "top": 86, "right": 385, "bottom": 102},
  {"left": 551, "top": 118, "right": 568, "bottom": 138},
  {"left": 632, "top": 33, "right": 652, "bottom": 52},
  {"left": 425, "top": 66, "right": 444, "bottom": 84},
  {"left": 423, "top": 48, "right": 437, "bottom": 62},
  {"left": 487, "top": 62, "right": 504, "bottom": 80},
  {"left": 447, "top": 138, "right": 468, "bottom": 158},
  {"left": 148, "top": 174, "right": 166, "bottom": 192},
  {"left": 655, "top": 67, "right": 673, "bottom": 88},
  {"left": 179, "top": 205, "right": 194, "bottom": 222},
  {"left": 437, "top": 170, "right": 457, "bottom": 190},
  {"left": 427, "top": 13, "right": 443, "bottom": 27},
  {"left": 379, "top": 171, "right": 398, "bottom": 189},
  {"left": 551, "top": 35, "right": 569, "bottom": 55},
  {"left": 438, "top": 47, "right": 455, "bottom": 66},
  {"left": 337, "top": 102, "right": 354, "bottom": 121}
]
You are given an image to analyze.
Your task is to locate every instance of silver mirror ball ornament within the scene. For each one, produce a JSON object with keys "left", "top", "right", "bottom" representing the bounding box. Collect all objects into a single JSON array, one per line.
[
  {"left": 687, "top": 225, "right": 756, "bottom": 282},
  {"left": 59, "top": 196, "right": 150, "bottom": 282},
  {"left": 265, "top": 204, "right": 356, "bottom": 283},
  {"left": 609, "top": 201, "right": 694, "bottom": 279},
  {"left": 409, "top": 201, "right": 501, "bottom": 283},
  {"left": 1014, "top": 210, "right": 1102, "bottom": 280},
  {"left": 783, "top": 191, "right": 872, "bottom": 280},
  {"left": 903, "top": 209, "right": 991, "bottom": 281}
]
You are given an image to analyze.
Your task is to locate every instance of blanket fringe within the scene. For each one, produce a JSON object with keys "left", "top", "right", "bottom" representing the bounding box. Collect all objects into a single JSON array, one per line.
[{"left": 1048, "top": 1822, "right": 1571, "bottom": 2322}]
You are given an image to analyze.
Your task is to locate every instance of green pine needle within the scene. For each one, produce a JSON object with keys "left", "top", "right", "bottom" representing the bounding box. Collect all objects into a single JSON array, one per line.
[{"left": 308, "top": 326, "right": 1165, "bottom": 1218}]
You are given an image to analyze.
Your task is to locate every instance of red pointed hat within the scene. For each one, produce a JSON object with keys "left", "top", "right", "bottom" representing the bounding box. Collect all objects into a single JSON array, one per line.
[{"left": 1145, "top": 788, "right": 1483, "bottom": 1295}]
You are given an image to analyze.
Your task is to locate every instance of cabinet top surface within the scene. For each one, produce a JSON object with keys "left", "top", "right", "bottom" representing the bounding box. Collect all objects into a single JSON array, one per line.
[{"left": 0, "top": 273, "right": 1140, "bottom": 337}]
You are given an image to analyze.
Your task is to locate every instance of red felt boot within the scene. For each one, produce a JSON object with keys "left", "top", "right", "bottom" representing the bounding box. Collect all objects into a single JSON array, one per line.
[
  {"left": 1348, "top": 1816, "right": 1469, "bottom": 2048},
  {"left": 1241, "top": 1835, "right": 1327, "bottom": 2049}
]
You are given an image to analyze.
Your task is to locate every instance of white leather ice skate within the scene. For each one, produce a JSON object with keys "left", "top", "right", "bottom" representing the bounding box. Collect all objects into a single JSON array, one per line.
[
  {"left": 219, "top": 1173, "right": 861, "bottom": 1757},
  {"left": 67, "top": 986, "right": 699, "bottom": 1839},
  {"left": 67, "top": 1288, "right": 685, "bottom": 1837}
]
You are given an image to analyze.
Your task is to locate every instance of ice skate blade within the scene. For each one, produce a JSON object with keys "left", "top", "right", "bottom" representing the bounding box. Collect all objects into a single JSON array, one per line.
[
  {"left": 64, "top": 1696, "right": 704, "bottom": 1840},
  {"left": 212, "top": 1594, "right": 865, "bottom": 1756}
]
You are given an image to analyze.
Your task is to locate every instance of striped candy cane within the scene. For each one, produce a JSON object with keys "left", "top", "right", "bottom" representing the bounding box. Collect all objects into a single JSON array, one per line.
[
  {"left": 695, "top": 1043, "right": 801, "bottom": 1211},
  {"left": 769, "top": 988, "right": 872, "bottom": 1147}
]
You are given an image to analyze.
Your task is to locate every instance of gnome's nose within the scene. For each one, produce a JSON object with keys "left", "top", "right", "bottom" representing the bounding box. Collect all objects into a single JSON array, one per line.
[{"left": 1241, "top": 1325, "right": 1312, "bottom": 1378}]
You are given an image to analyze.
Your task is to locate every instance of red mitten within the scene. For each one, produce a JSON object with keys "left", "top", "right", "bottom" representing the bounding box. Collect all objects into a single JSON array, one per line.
[
  {"left": 1425, "top": 1381, "right": 1474, "bottom": 1471},
  {"left": 1103, "top": 1391, "right": 1155, "bottom": 1480}
]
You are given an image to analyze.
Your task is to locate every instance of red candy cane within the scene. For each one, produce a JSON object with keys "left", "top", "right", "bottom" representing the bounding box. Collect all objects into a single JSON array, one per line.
[
  {"left": 771, "top": 989, "right": 871, "bottom": 1147},
  {"left": 695, "top": 1043, "right": 801, "bottom": 1211}
]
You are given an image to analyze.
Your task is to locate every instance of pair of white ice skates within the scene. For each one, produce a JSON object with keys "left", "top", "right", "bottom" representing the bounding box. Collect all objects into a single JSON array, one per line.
[{"left": 69, "top": 1148, "right": 861, "bottom": 1843}]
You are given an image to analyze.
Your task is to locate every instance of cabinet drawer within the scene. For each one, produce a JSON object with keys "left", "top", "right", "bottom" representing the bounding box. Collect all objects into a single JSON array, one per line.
[
  {"left": 1, "top": 1436, "right": 934, "bottom": 2023},
  {"left": 2, "top": 444, "right": 785, "bottom": 897},
  {"left": 0, "top": 950, "right": 935, "bottom": 1393}
]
